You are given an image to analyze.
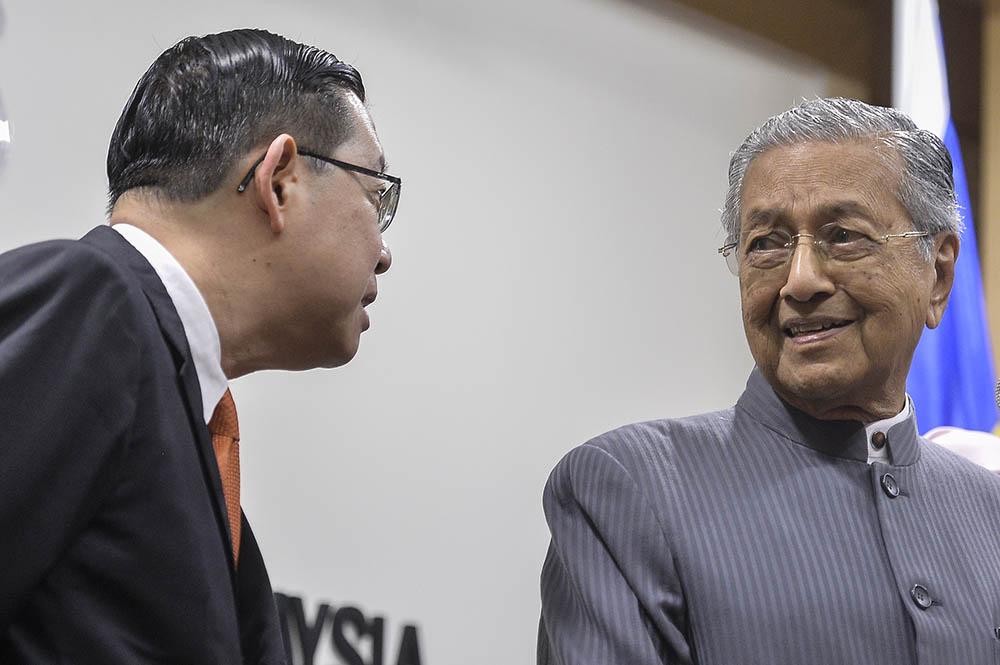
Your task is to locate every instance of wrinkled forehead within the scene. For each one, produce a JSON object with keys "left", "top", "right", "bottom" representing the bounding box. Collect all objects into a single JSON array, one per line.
[{"left": 739, "top": 139, "right": 905, "bottom": 226}]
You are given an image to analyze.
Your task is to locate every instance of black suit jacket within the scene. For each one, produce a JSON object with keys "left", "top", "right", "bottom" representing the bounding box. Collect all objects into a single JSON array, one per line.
[{"left": 0, "top": 226, "right": 286, "bottom": 664}]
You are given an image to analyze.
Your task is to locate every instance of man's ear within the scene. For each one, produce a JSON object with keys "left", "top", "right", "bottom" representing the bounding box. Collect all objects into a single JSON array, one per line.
[
  {"left": 925, "top": 232, "right": 959, "bottom": 329},
  {"left": 251, "top": 134, "right": 300, "bottom": 234}
]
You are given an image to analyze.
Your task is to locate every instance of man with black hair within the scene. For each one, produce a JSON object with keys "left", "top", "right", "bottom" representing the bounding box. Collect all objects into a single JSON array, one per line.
[{"left": 0, "top": 29, "right": 398, "bottom": 663}]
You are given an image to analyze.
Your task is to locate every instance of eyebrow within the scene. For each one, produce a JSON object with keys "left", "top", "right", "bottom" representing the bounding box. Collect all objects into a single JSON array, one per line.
[
  {"left": 377, "top": 154, "right": 387, "bottom": 173},
  {"left": 746, "top": 209, "right": 776, "bottom": 227}
]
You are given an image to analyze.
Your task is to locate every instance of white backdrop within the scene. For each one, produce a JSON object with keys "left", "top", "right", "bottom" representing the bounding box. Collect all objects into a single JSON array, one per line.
[{"left": 0, "top": 0, "right": 826, "bottom": 662}]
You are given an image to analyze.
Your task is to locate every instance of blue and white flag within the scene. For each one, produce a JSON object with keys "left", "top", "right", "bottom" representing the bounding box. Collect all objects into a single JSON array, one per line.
[{"left": 894, "top": 0, "right": 998, "bottom": 432}]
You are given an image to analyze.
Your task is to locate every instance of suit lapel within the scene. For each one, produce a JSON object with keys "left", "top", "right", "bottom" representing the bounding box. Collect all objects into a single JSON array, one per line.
[{"left": 80, "top": 226, "right": 239, "bottom": 587}]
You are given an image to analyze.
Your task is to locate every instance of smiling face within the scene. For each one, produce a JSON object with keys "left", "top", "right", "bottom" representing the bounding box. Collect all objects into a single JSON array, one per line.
[{"left": 737, "top": 139, "right": 956, "bottom": 422}]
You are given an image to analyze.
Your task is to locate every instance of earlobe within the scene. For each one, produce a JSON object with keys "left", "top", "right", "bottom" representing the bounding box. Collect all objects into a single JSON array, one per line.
[
  {"left": 251, "top": 133, "right": 299, "bottom": 234},
  {"left": 925, "top": 233, "right": 959, "bottom": 329}
]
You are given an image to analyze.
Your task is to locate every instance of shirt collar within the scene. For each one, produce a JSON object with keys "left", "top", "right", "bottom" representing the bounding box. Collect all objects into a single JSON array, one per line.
[
  {"left": 864, "top": 398, "right": 912, "bottom": 463},
  {"left": 112, "top": 223, "right": 228, "bottom": 423},
  {"left": 736, "top": 367, "right": 921, "bottom": 466}
]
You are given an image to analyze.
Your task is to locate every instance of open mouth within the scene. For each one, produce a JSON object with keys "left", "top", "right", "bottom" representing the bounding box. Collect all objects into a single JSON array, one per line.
[{"left": 784, "top": 319, "right": 852, "bottom": 338}]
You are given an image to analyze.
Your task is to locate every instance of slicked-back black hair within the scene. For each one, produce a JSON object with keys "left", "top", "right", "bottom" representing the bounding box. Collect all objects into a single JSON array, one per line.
[{"left": 107, "top": 28, "right": 365, "bottom": 211}]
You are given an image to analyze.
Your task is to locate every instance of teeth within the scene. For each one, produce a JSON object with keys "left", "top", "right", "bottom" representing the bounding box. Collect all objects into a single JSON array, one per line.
[{"left": 787, "top": 321, "right": 848, "bottom": 336}]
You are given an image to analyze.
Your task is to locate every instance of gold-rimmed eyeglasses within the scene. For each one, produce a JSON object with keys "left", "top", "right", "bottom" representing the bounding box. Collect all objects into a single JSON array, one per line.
[{"left": 717, "top": 223, "right": 930, "bottom": 275}]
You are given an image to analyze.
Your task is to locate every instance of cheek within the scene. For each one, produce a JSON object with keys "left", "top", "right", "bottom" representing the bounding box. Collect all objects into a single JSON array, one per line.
[
  {"left": 346, "top": 215, "right": 383, "bottom": 263},
  {"left": 367, "top": 234, "right": 384, "bottom": 266},
  {"left": 329, "top": 225, "right": 381, "bottom": 274},
  {"left": 740, "top": 280, "right": 778, "bottom": 328},
  {"left": 848, "top": 268, "right": 931, "bottom": 358},
  {"left": 852, "top": 267, "right": 927, "bottom": 322},
  {"left": 740, "top": 280, "right": 784, "bottom": 365}
]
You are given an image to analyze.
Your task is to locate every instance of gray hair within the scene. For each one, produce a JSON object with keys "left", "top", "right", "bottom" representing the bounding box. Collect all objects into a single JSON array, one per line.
[{"left": 721, "top": 97, "right": 961, "bottom": 253}]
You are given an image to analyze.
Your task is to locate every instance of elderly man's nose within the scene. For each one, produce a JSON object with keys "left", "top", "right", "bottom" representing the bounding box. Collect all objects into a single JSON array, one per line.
[{"left": 779, "top": 242, "right": 835, "bottom": 302}]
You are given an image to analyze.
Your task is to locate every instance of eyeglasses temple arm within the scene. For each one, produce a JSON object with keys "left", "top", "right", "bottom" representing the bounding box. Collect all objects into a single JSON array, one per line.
[{"left": 236, "top": 154, "right": 268, "bottom": 193}]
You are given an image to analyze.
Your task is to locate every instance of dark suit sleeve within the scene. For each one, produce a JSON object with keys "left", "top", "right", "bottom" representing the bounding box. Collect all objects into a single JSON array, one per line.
[
  {"left": 0, "top": 241, "right": 140, "bottom": 626},
  {"left": 538, "top": 442, "right": 691, "bottom": 665}
]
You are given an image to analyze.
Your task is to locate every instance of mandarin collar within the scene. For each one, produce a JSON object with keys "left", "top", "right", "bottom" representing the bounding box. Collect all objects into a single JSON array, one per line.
[{"left": 735, "top": 368, "right": 921, "bottom": 466}]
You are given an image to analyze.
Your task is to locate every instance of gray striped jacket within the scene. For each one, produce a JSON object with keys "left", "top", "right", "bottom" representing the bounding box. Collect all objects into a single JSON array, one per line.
[{"left": 539, "top": 369, "right": 1000, "bottom": 664}]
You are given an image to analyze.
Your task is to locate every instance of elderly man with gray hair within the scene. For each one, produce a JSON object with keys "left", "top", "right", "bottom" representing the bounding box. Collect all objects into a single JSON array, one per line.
[{"left": 537, "top": 97, "right": 1000, "bottom": 664}]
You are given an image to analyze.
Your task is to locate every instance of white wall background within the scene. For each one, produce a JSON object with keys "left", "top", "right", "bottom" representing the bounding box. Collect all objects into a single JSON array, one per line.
[{"left": 0, "top": 1, "right": 826, "bottom": 662}]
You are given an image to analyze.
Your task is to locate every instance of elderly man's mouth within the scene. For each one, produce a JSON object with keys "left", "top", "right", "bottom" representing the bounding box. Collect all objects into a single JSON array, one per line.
[{"left": 783, "top": 319, "right": 853, "bottom": 339}]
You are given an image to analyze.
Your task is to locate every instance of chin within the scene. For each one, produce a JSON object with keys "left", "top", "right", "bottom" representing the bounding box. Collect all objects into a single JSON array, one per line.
[
  {"left": 326, "top": 337, "right": 361, "bottom": 368},
  {"left": 281, "top": 339, "right": 359, "bottom": 371},
  {"left": 307, "top": 320, "right": 363, "bottom": 369},
  {"left": 770, "top": 362, "right": 855, "bottom": 410},
  {"left": 311, "top": 348, "right": 356, "bottom": 370}
]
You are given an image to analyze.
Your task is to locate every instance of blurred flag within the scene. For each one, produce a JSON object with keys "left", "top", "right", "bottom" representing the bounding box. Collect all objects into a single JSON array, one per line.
[{"left": 894, "top": 0, "right": 998, "bottom": 432}]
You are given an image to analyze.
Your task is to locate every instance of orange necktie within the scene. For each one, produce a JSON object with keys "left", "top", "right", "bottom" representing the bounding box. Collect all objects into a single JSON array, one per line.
[{"left": 208, "top": 388, "right": 241, "bottom": 565}]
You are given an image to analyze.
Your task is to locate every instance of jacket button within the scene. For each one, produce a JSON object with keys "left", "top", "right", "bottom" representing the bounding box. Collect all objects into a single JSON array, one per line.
[
  {"left": 911, "top": 584, "right": 932, "bottom": 609},
  {"left": 871, "top": 431, "right": 887, "bottom": 450},
  {"left": 995, "top": 626, "right": 1000, "bottom": 640},
  {"left": 881, "top": 473, "right": 900, "bottom": 498}
]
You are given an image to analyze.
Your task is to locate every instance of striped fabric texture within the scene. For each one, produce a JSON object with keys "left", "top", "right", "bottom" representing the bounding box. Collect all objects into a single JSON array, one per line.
[{"left": 539, "top": 369, "right": 1000, "bottom": 664}]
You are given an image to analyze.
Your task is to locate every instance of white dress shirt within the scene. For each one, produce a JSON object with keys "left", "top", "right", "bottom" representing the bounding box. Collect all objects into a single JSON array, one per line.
[{"left": 112, "top": 223, "right": 228, "bottom": 423}]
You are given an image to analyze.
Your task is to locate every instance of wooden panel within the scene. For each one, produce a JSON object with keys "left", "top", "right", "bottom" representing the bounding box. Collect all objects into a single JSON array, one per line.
[
  {"left": 980, "top": 0, "right": 1000, "bottom": 360},
  {"left": 668, "top": 0, "right": 873, "bottom": 91}
]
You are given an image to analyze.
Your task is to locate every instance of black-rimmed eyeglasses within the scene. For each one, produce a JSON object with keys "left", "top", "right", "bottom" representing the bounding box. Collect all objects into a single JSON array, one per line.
[{"left": 237, "top": 150, "right": 401, "bottom": 232}]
